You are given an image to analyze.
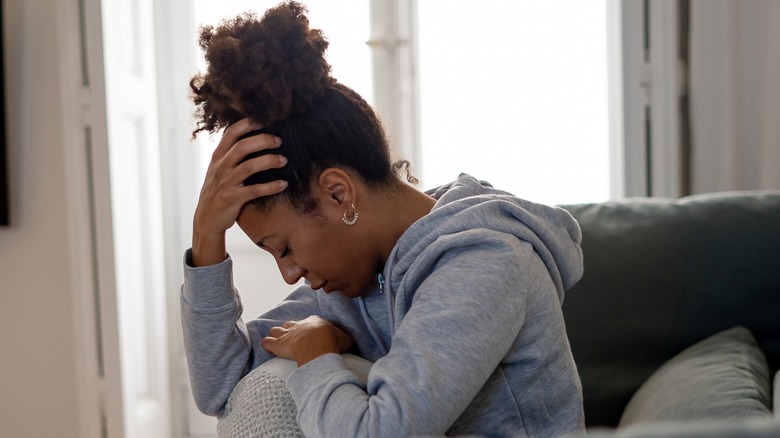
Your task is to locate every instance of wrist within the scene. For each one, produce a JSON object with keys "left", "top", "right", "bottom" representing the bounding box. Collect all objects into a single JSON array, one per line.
[
  {"left": 191, "top": 228, "right": 227, "bottom": 267},
  {"left": 293, "top": 327, "right": 341, "bottom": 367},
  {"left": 295, "top": 341, "right": 339, "bottom": 367}
]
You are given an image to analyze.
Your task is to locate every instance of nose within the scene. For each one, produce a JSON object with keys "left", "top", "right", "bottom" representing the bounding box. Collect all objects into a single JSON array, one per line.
[{"left": 277, "top": 258, "right": 305, "bottom": 285}]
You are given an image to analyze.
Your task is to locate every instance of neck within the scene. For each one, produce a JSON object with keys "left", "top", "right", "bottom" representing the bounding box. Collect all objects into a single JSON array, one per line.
[{"left": 366, "top": 180, "right": 436, "bottom": 270}]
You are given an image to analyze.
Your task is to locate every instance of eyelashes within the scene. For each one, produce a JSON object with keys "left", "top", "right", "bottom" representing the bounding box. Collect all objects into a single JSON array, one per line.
[{"left": 280, "top": 246, "right": 290, "bottom": 258}]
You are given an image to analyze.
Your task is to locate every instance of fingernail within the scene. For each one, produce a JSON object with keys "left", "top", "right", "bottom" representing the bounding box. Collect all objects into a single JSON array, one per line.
[
  {"left": 279, "top": 156, "right": 288, "bottom": 165},
  {"left": 274, "top": 136, "right": 283, "bottom": 146},
  {"left": 279, "top": 180, "right": 289, "bottom": 189}
]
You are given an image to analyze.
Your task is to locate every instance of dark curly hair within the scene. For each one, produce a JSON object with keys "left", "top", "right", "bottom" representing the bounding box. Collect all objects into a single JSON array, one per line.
[{"left": 190, "top": 1, "right": 409, "bottom": 213}]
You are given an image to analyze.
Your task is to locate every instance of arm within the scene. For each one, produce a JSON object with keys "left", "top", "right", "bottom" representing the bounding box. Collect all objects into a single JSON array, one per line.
[
  {"left": 286, "top": 234, "right": 536, "bottom": 437},
  {"left": 180, "top": 252, "right": 323, "bottom": 416},
  {"left": 182, "top": 117, "right": 293, "bottom": 416}
]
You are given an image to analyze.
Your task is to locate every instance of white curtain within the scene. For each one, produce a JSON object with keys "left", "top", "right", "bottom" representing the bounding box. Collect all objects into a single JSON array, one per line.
[{"left": 689, "top": 0, "right": 780, "bottom": 194}]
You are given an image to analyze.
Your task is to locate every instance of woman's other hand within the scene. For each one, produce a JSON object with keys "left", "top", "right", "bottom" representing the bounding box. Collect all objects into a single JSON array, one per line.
[
  {"left": 191, "top": 118, "right": 288, "bottom": 266},
  {"left": 262, "top": 316, "right": 356, "bottom": 367}
]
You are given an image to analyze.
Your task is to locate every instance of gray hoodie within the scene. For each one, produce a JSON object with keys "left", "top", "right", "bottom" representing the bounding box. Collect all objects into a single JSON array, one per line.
[{"left": 181, "top": 174, "right": 585, "bottom": 437}]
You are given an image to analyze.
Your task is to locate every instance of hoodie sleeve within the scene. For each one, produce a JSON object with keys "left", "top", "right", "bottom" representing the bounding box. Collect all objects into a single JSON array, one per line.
[
  {"left": 180, "top": 249, "right": 320, "bottom": 416},
  {"left": 286, "top": 232, "right": 538, "bottom": 437}
]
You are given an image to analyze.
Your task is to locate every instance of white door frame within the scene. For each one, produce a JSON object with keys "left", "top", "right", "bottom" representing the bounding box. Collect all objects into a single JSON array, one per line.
[
  {"left": 62, "top": 0, "right": 176, "bottom": 436},
  {"left": 151, "top": 0, "right": 201, "bottom": 435},
  {"left": 60, "top": 0, "right": 125, "bottom": 436}
]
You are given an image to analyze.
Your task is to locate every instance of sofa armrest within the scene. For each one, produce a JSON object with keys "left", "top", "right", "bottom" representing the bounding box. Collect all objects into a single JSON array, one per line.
[{"left": 216, "top": 354, "right": 373, "bottom": 437}]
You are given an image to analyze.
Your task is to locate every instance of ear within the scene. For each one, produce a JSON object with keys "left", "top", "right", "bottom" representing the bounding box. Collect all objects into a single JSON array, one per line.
[{"left": 317, "top": 168, "right": 356, "bottom": 208}]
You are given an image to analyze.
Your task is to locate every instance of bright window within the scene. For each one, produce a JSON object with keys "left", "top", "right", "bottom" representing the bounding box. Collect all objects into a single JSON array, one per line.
[
  {"left": 190, "top": 1, "right": 610, "bottom": 206},
  {"left": 416, "top": 0, "right": 610, "bottom": 205}
]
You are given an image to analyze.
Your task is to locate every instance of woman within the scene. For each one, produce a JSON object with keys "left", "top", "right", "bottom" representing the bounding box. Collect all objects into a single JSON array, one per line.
[{"left": 182, "top": 2, "right": 585, "bottom": 436}]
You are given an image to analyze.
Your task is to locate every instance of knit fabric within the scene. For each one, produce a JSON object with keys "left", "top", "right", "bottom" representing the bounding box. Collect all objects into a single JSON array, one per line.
[{"left": 217, "top": 368, "right": 303, "bottom": 438}]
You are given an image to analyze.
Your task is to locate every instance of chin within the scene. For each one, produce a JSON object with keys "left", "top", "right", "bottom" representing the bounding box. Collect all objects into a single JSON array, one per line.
[
  {"left": 342, "top": 283, "right": 374, "bottom": 299},
  {"left": 326, "top": 276, "right": 373, "bottom": 299}
]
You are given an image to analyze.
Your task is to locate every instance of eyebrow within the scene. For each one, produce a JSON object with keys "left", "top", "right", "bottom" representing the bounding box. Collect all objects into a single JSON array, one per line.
[{"left": 256, "top": 234, "right": 275, "bottom": 249}]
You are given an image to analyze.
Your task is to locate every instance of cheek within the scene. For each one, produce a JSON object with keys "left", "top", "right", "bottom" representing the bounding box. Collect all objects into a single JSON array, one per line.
[
  {"left": 296, "top": 225, "right": 348, "bottom": 271},
  {"left": 319, "top": 232, "right": 369, "bottom": 275},
  {"left": 305, "top": 222, "right": 376, "bottom": 286},
  {"left": 342, "top": 240, "right": 379, "bottom": 285}
]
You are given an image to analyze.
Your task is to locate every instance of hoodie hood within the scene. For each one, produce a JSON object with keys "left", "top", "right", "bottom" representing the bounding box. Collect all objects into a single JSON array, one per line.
[{"left": 387, "top": 174, "right": 583, "bottom": 302}]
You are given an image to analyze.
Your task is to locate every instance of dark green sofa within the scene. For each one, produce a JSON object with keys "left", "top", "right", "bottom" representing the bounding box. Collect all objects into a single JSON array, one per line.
[{"left": 561, "top": 191, "right": 780, "bottom": 435}]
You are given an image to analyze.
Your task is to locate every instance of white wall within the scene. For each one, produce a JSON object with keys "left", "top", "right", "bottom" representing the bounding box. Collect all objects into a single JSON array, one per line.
[{"left": 0, "top": 0, "right": 80, "bottom": 436}]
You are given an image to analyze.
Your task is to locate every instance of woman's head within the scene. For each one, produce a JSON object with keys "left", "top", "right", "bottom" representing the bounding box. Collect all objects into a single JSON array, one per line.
[{"left": 189, "top": 1, "right": 396, "bottom": 213}]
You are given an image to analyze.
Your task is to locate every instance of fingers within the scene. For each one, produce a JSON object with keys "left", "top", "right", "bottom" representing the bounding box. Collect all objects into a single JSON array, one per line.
[
  {"left": 262, "top": 318, "right": 355, "bottom": 364},
  {"left": 214, "top": 118, "right": 283, "bottom": 173},
  {"left": 261, "top": 336, "right": 280, "bottom": 355},
  {"left": 265, "top": 321, "right": 297, "bottom": 339},
  {"left": 212, "top": 118, "right": 264, "bottom": 160},
  {"left": 210, "top": 153, "right": 287, "bottom": 202},
  {"left": 204, "top": 119, "right": 288, "bottom": 205},
  {"left": 219, "top": 153, "right": 287, "bottom": 204},
  {"left": 236, "top": 180, "right": 288, "bottom": 205},
  {"left": 213, "top": 126, "right": 286, "bottom": 193},
  {"left": 262, "top": 325, "right": 293, "bottom": 358},
  {"left": 224, "top": 133, "right": 283, "bottom": 168},
  {"left": 233, "top": 153, "right": 287, "bottom": 183},
  {"left": 268, "top": 325, "right": 288, "bottom": 337}
]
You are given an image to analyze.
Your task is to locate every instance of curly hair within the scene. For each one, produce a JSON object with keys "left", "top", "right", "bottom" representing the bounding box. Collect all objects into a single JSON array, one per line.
[{"left": 190, "top": 1, "right": 406, "bottom": 213}]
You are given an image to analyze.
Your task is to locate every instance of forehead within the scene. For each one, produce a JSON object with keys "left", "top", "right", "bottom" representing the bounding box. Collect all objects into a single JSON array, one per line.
[{"left": 236, "top": 202, "right": 323, "bottom": 242}]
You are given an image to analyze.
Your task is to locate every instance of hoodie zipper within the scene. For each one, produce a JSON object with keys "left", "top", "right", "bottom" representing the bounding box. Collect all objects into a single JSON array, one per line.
[
  {"left": 359, "top": 273, "right": 390, "bottom": 356},
  {"left": 380, "top": 273, "right": 397, "bottom": 339}
]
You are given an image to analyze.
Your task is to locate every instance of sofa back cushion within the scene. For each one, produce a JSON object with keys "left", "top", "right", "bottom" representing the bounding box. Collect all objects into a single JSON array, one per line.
[{"left": 560, "top": 191, "right": 780, "bottom": 427}]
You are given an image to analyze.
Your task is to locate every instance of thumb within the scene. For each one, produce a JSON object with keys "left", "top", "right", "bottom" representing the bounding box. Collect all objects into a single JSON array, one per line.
[{"left": 261, "top": 336, "right": 277, "bottom": 354}]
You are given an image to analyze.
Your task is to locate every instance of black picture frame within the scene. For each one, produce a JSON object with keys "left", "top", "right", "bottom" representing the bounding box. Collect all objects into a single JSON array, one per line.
[{"left": 0, "top": 0, "right": 8, "bottom": 226}]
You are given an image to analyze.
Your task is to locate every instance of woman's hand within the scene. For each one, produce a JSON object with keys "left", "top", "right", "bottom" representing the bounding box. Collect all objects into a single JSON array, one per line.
[
  {"left": 192, "top": 118, "right": 288, "bottom": 267},
  {"left": 262, "top": 316, "right": 356, "bottom": 367}
]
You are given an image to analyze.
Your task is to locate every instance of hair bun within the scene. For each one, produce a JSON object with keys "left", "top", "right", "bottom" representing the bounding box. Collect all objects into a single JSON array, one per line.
[{"left": 191, "top": 1, "right": 334, "bottom": 135}]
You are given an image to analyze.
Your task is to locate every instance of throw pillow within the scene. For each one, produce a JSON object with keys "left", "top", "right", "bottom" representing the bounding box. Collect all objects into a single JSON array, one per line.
[
  {"left": 775, "top": 370, "right": 779, "bottom": 417},
  {"left": 619, "top": 326, "right": 772, "bottom": 428}
]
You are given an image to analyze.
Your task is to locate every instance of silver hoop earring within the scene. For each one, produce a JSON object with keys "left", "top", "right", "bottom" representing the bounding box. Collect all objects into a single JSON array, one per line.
[{"left": 342, "top": 203, "right": 358, "bottom": 226}]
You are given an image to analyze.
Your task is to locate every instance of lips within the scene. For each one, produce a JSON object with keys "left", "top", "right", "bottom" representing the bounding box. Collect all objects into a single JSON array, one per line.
[{"left": 311, "top": 280, "right": 328, "bottom": 291}]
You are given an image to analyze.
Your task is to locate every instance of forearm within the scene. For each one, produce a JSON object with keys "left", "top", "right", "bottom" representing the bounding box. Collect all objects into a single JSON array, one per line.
[
  {"left": 181, "top": 251, "right": 254, "bottom": 415},
  {"left": 181, "top": 300, "right": 253, "bottom": 415}
]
